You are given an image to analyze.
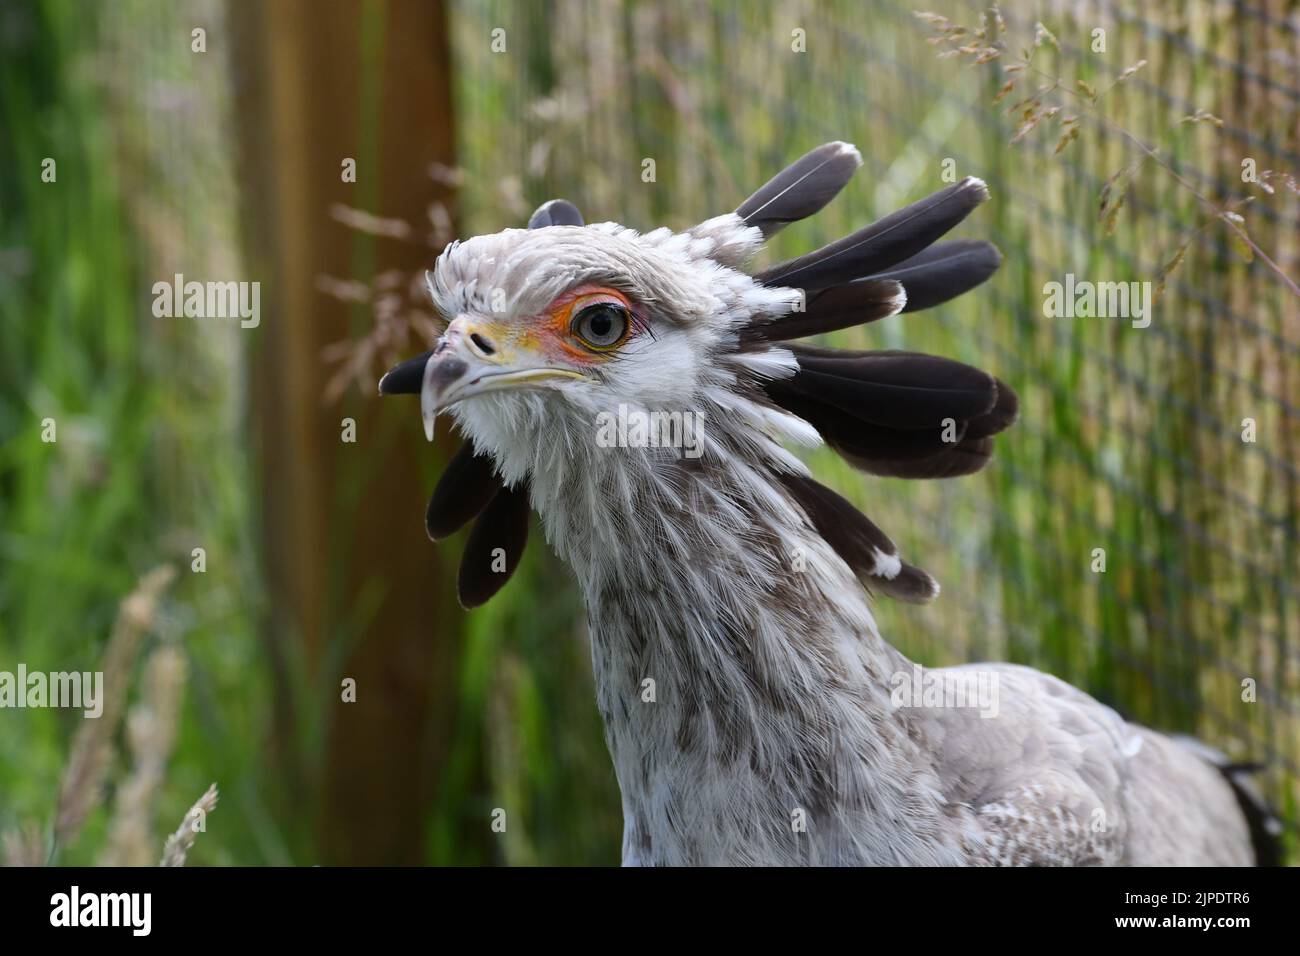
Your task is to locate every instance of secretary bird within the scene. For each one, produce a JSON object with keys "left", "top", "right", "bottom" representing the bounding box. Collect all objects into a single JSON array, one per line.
[{"left": 379, "top": 143, "right": 1279, "bottom": 866}]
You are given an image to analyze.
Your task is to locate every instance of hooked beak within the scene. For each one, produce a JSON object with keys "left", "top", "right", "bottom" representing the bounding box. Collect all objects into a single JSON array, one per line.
[{"left": 379, "top": 320, "right": 586, "bottom": 442}]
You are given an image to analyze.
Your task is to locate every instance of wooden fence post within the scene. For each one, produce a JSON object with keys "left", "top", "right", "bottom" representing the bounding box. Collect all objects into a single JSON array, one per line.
[{"left": 230, "top": 0, "right": 462, "bottom": 865}]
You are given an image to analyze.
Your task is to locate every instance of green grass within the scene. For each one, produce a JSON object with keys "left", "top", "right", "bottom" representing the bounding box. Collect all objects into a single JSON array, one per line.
[{"left": 0, "top": 0, "right": 287, "bottom": 866}]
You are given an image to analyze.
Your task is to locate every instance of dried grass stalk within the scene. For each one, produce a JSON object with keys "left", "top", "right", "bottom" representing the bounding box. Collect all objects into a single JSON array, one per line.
[
  {"left": 159, "top": 783, "right": 219, "bottom": 867},
  {"left": 99, "top": 644, "right": 187, "bottom": 866},
  {"left": 53, "top": 565, "right": 176, "bottom": 850},
  {"left": 2, "top": 824, "right": 46, "bottom": 868}
]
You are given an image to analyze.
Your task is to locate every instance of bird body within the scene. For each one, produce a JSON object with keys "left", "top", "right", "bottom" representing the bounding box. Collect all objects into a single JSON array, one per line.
[
  {"left": 478, "top": 375, "right": 1252, "bottom": 866},
  {"left": 381, "top": 143, "right": 1275, "bottom": 866}
]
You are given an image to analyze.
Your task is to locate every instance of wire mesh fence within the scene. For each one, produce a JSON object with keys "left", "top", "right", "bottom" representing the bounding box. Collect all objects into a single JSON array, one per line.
[{"left": 450, "top": 0, "right": 1299, "bottom": 862}]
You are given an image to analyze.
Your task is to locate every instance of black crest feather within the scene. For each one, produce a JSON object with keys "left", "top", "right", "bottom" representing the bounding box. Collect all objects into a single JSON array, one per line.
[
  {"left": 874, "top": 563, "right": 941, "bottom": 604},
  {"left": 528, "top": 199, "right": 584, "bottom": 229},
  {"left": 735, "top": 142, "right": 862, "bottom": 238},
  {"left": 764, "top": 348, "right": 1018, "bottom": 480},
  {"left": 378, "top": 350, "right": 432, "bottom": 395},
  {"left": 737, "top": 165, "right": 1013, "bottom": 495},
  {"left": 784, "top": 346, "right": 999, "bottom": 430},
  {"left": 871, "top": 240, "right": 1002, "bottom": 313},
  {"left": 757, "top": 176, "right": 990, "bottom": 291},
  {"left": 426, "top": 442, "right": 503, "bottom": 541},
  {"left": 458, "top": 481, "right": 530, "bottom": 609},
  {"left": 781, "top": 473, "right": 938, "bottom": 604},
  {"left": 744, "top": 279, "right": 905, "bottom": 345}
]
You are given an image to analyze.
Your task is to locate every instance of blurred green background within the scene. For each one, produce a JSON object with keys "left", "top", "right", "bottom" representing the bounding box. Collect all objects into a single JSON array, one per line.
[{"left": 0, "top": 0, "right": 1296, "bottom": 865}]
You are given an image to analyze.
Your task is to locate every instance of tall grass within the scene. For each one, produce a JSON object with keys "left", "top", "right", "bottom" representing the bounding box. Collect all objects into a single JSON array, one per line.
[{"left": 0, "top": 0, "right": 285, "bottom": 865}]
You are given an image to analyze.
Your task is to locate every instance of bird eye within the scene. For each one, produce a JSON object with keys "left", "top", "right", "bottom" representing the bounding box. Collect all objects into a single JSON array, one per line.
[{"left": 571, "top": 302, "right": 631, "bottom": 351}]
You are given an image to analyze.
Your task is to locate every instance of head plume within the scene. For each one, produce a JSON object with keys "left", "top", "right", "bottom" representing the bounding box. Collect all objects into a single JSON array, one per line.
[{"left": 381, "top": 142, "right": 1015, "bottom": 608}]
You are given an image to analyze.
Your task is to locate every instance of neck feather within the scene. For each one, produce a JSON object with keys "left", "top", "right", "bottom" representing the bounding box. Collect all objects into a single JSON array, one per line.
[{"left": 520, "top": 427, "right": 959, "bottom": 865}]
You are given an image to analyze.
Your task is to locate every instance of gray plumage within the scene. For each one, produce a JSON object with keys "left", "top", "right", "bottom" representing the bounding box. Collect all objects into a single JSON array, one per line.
[{"left": 381, "top": 142, "right": 1277, "bottom": 866}]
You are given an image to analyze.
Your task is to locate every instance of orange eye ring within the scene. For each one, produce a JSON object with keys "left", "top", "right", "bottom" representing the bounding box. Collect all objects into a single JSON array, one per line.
[{"left": 562, "top": 287, "right": 636, "bottom": 353}]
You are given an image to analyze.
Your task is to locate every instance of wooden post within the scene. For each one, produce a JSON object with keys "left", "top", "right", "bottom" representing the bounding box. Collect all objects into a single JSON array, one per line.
[{"left": 230, "top": 0, "right": 462, "bottom": 864}]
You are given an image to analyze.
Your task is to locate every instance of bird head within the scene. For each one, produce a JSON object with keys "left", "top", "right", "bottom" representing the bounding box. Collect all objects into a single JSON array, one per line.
[
  {"left": 381, "top": 143, "right": 1016, "bottom": 608},
  {"left": 381, "top": 202, "right": 797, "bottom": 484}
]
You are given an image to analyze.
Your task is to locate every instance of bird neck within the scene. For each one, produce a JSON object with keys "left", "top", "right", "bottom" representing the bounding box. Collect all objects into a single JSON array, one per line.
[{"left": 526, "top": 441, "right": 955, "bottom": 864}]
